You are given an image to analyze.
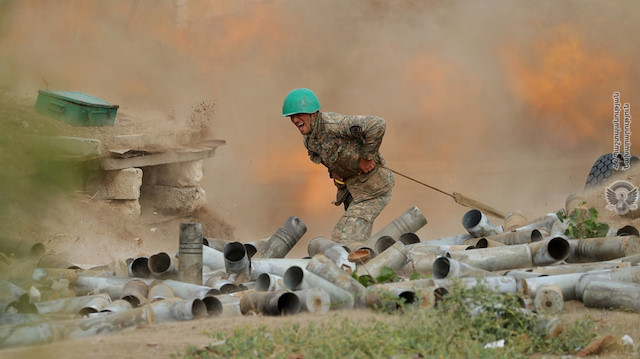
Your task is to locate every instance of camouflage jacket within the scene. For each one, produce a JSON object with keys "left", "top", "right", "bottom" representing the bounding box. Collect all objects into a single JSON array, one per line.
[{"left": 303, "top": 112, "right": 394, "bottom": 202}]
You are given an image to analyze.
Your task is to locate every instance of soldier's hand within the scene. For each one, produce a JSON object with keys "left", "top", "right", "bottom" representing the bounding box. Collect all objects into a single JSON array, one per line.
[{"left": 358, "top": 158, "right": 376, "bottom": 174}]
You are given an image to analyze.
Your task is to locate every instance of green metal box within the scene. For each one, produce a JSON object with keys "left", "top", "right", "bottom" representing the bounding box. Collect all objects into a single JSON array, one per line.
[{"left": 35, "top": 90, "right": 119, "bottom": 126}]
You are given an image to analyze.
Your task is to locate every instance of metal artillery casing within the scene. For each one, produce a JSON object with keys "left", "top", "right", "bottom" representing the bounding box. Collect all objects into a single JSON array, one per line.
[
  {"left": 249, "top": 258, "right": 310, "bottom": 280},
  {"left": 244, "top": 238, "right": 269, "bottom": 259},
  {"left": 357, "top": 242, "right": 409, "bottom": 280},
  {"left": 74, "top": 276, "right": 152, "bottom": 299},
  {"left": 503, "top": 270, "right": 547, "bottom": 280},
  {"left": 566, "top": 236, "right": 640, "bottom": 263},
  {"left": 128, "top": 256, "right": 151, "bottom": 278},
  {"left": 400, "top": 252, "right": 438, "bottom": 276},
  {"left": 253, "top": 216, "right": 307, "bottom": 259},
  {"left": 481, "top": 229, "right": 542, "bottom": 245},
  {"left": 239, "top": 290, "right": 301, "bottom": 315},
  {"left": 223, "top": 241, "right": 249, "bottom": 275},
  {"left": 514, "top": 213, "right": 558, "bottom": 237},
  {"left": 581, "top": 280, "right": 640, "bottom": 312},
  {"left": 34, "top": 294, "right": 111, "bottom": 315},
  {"left": 462, "top": 209, "right": 502, "bottom": 237},
  {"left": 363, "top": 206, "right": 428, "bottom": 251},
  {"left": 294, "top": 287, "right": 331, "bottom": 313},
  {"left": 306, "top": 254, "right": 366, "bottom": 307},
  {"left": 178, "top": 223, "right": 203, "bottom": 285},
  {"left": 399, "top": 232, "right": 421, "bottom": 245},
  {"left": 79, "top": 295, "right": 112, "bottom": 316},
  {"left": 410, "top": 244, "right": 474, "bottom": 255},
  {"left": 617, "top": 225, "right": 640, "bottom": 237},
  {"left": 0, "top": 279, "right": 27, "bottom": 300},
  {"left": 0, "top": 298, "right": 17, "bottom": 314},
  {"left": 432, "top": 276, "right": 518, "bottom": 294},
  {"left": 149, "top": 297, "right": 208, "bottom": 322},
  {"left": 262, "top": 290, "right": 301, "bottom": 316},
  {"left": 520, "top": 272, "right": 585, "bottom": 300},
  {"left": 147, "top": 283, "right": 175, "bottom": 302},
  {"left": 201, "top": 296, "right": 224, "bottom": 317},
  {"left": 208, "top": 293, "right": 242, "bottom": 317},
  {"left": 464, "top": 237, "right": 505, "bottom": 248},
  {"left": 100, "top": 299, "right": 133, "bottom": 313},
  {"left": 220, "top": 301, "right": 243, "bottom": 317},
  {"left": 148, "top": 252, "right": 177, "bottom": 278},
  {"left": 163, "top": 279, "right": 219, "bottom": 299},
  {"left": 323, "top": 245, "right": 356, "bottom": 273},
  {"left": 534, "top": 284, "right": 564, "bottom": 314},
  {"left": 364, "top": 279, "right": 436, "bottom": 310},
  {"left": 255, "top": 273, "right": 285, "bottom": 291},
  {"left": 503, "top": 210, "right": 528, "bottom": 232},
  {"left": 0, "top": 305, "right": 155, "bottom": 349},
  {"left": 374, "top": 236, "right": 397, "bottom": 254},
  {"left": 202, "top": 245, "right": 226, "bottom": 272},
  {"left": 527, "top": 261, "right": 627, "bottom": 276},
  {"left": 417, "top": 233, "right": 472, "bottom": 246},
  {"left": 347, "top": 242, "right": 376, "bottom": 261},
  {"left": 203, "top": 270, "right": 227, "bottom": 287},
  {"left": 283, "top": 266, "right": 354, "bottom": 309},
  {"left": 432, "top": 257, "right": 500, "bottom": 279},
  {"left": 120, "top": 279, "right": 149, "bottom": 307},
  {"left": 207, "top": 279, "right": 239, "bottom": 294},
  {"left": 574, "top": 266, "right": 640, "bottom": 300},
  {"left": 447, "top": 244, "right": 533, "bottom": 272},
  {"left": 528, "top": 237, "right": 571, "bottom": 266},
  {"left": 203, "top": 237, "right": 228, "bottom": 251},
  {"left": 308, "top": 236, "right": 342, "bottom": 257},
  {"left": 620, "top": 253, "right": 640, "bottom": 265}
]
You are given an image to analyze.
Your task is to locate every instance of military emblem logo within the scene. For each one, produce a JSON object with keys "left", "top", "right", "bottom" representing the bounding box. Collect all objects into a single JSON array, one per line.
[{"left": 605, "top": 180, "right": 639, "bottom": 215}]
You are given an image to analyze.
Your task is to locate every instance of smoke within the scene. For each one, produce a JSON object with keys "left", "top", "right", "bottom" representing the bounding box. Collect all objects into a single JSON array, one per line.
[{"left": 1, "top": 0, "right": 639, "bottom": 255}]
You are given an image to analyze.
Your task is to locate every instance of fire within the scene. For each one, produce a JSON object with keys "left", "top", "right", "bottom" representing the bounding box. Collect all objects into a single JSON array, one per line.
[
  {"left": 254, "top": 143, "right": 335, "bottom": 216},
  {"left": 502, "top": 25, "right": 627, "bottom": 145}
]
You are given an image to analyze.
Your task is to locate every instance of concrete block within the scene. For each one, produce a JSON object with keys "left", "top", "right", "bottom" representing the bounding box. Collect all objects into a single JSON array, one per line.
[
  {"left": 140, "top": 185, "right": 206, "bottom": 214},
  {"left": 144, "top": 160, "right": 203, "bottom": 187},
  {"left": 105, "top": 199, "right": 141, "bottom": 217},
  {"left": 89, "top": 168, "right": 142, "bottom": 200}
]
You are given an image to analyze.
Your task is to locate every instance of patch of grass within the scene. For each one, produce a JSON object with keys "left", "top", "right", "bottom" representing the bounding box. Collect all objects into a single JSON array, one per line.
[{"left": 179, "top": 282, "right": 601, "bottom": 358}]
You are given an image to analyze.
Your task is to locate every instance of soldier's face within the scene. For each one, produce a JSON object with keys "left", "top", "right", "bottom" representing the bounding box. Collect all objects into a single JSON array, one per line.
[{"left": 290, "top": 113, "right": 312, "bottom": 135}]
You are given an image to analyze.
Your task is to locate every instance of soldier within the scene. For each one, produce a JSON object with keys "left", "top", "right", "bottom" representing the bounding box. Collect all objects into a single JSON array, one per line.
[{"left": 282, "top": 88, "right": 395, "bottom": 244}]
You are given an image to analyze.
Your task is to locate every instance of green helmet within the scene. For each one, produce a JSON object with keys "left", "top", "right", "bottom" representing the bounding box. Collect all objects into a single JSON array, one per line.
[{"left": 282, "top": 88, "right": 321, "bottom": 117}]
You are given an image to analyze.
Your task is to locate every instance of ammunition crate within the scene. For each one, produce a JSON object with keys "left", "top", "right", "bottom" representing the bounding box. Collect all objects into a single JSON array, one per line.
[{"left": 35, "top": 90, "right": 119, "bottom": 126}]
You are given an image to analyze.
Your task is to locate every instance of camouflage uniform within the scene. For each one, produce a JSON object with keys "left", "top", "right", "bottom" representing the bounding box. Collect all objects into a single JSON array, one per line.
[{"left": 303, "top": 112, "right": 395, "bottom": 244}]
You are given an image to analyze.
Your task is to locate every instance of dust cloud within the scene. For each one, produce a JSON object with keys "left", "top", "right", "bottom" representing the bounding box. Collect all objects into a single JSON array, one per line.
[{"left": 1, "top": 0, "right": 639, "bottom": 256}]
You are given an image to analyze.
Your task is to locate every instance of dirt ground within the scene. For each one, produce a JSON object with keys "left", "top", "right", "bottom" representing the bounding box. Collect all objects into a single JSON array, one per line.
[{"left": 0, "top": 301, "right": 638, "bottom": 359}]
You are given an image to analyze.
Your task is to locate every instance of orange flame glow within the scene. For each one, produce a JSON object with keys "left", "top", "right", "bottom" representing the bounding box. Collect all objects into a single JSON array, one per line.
[{"left": 502, "top": 25, "right": 627, "bottom": 145}]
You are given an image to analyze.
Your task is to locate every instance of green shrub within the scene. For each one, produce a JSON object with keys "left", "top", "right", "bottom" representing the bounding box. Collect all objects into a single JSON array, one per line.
[{"left": 557, "top": 202, "right": 609, "bottom": 239}]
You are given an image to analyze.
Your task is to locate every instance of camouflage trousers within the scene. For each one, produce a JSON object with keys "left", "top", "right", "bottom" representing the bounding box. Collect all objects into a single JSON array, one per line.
[{"left": 331, "top": 188, "right": 393, "bottom": 244}]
